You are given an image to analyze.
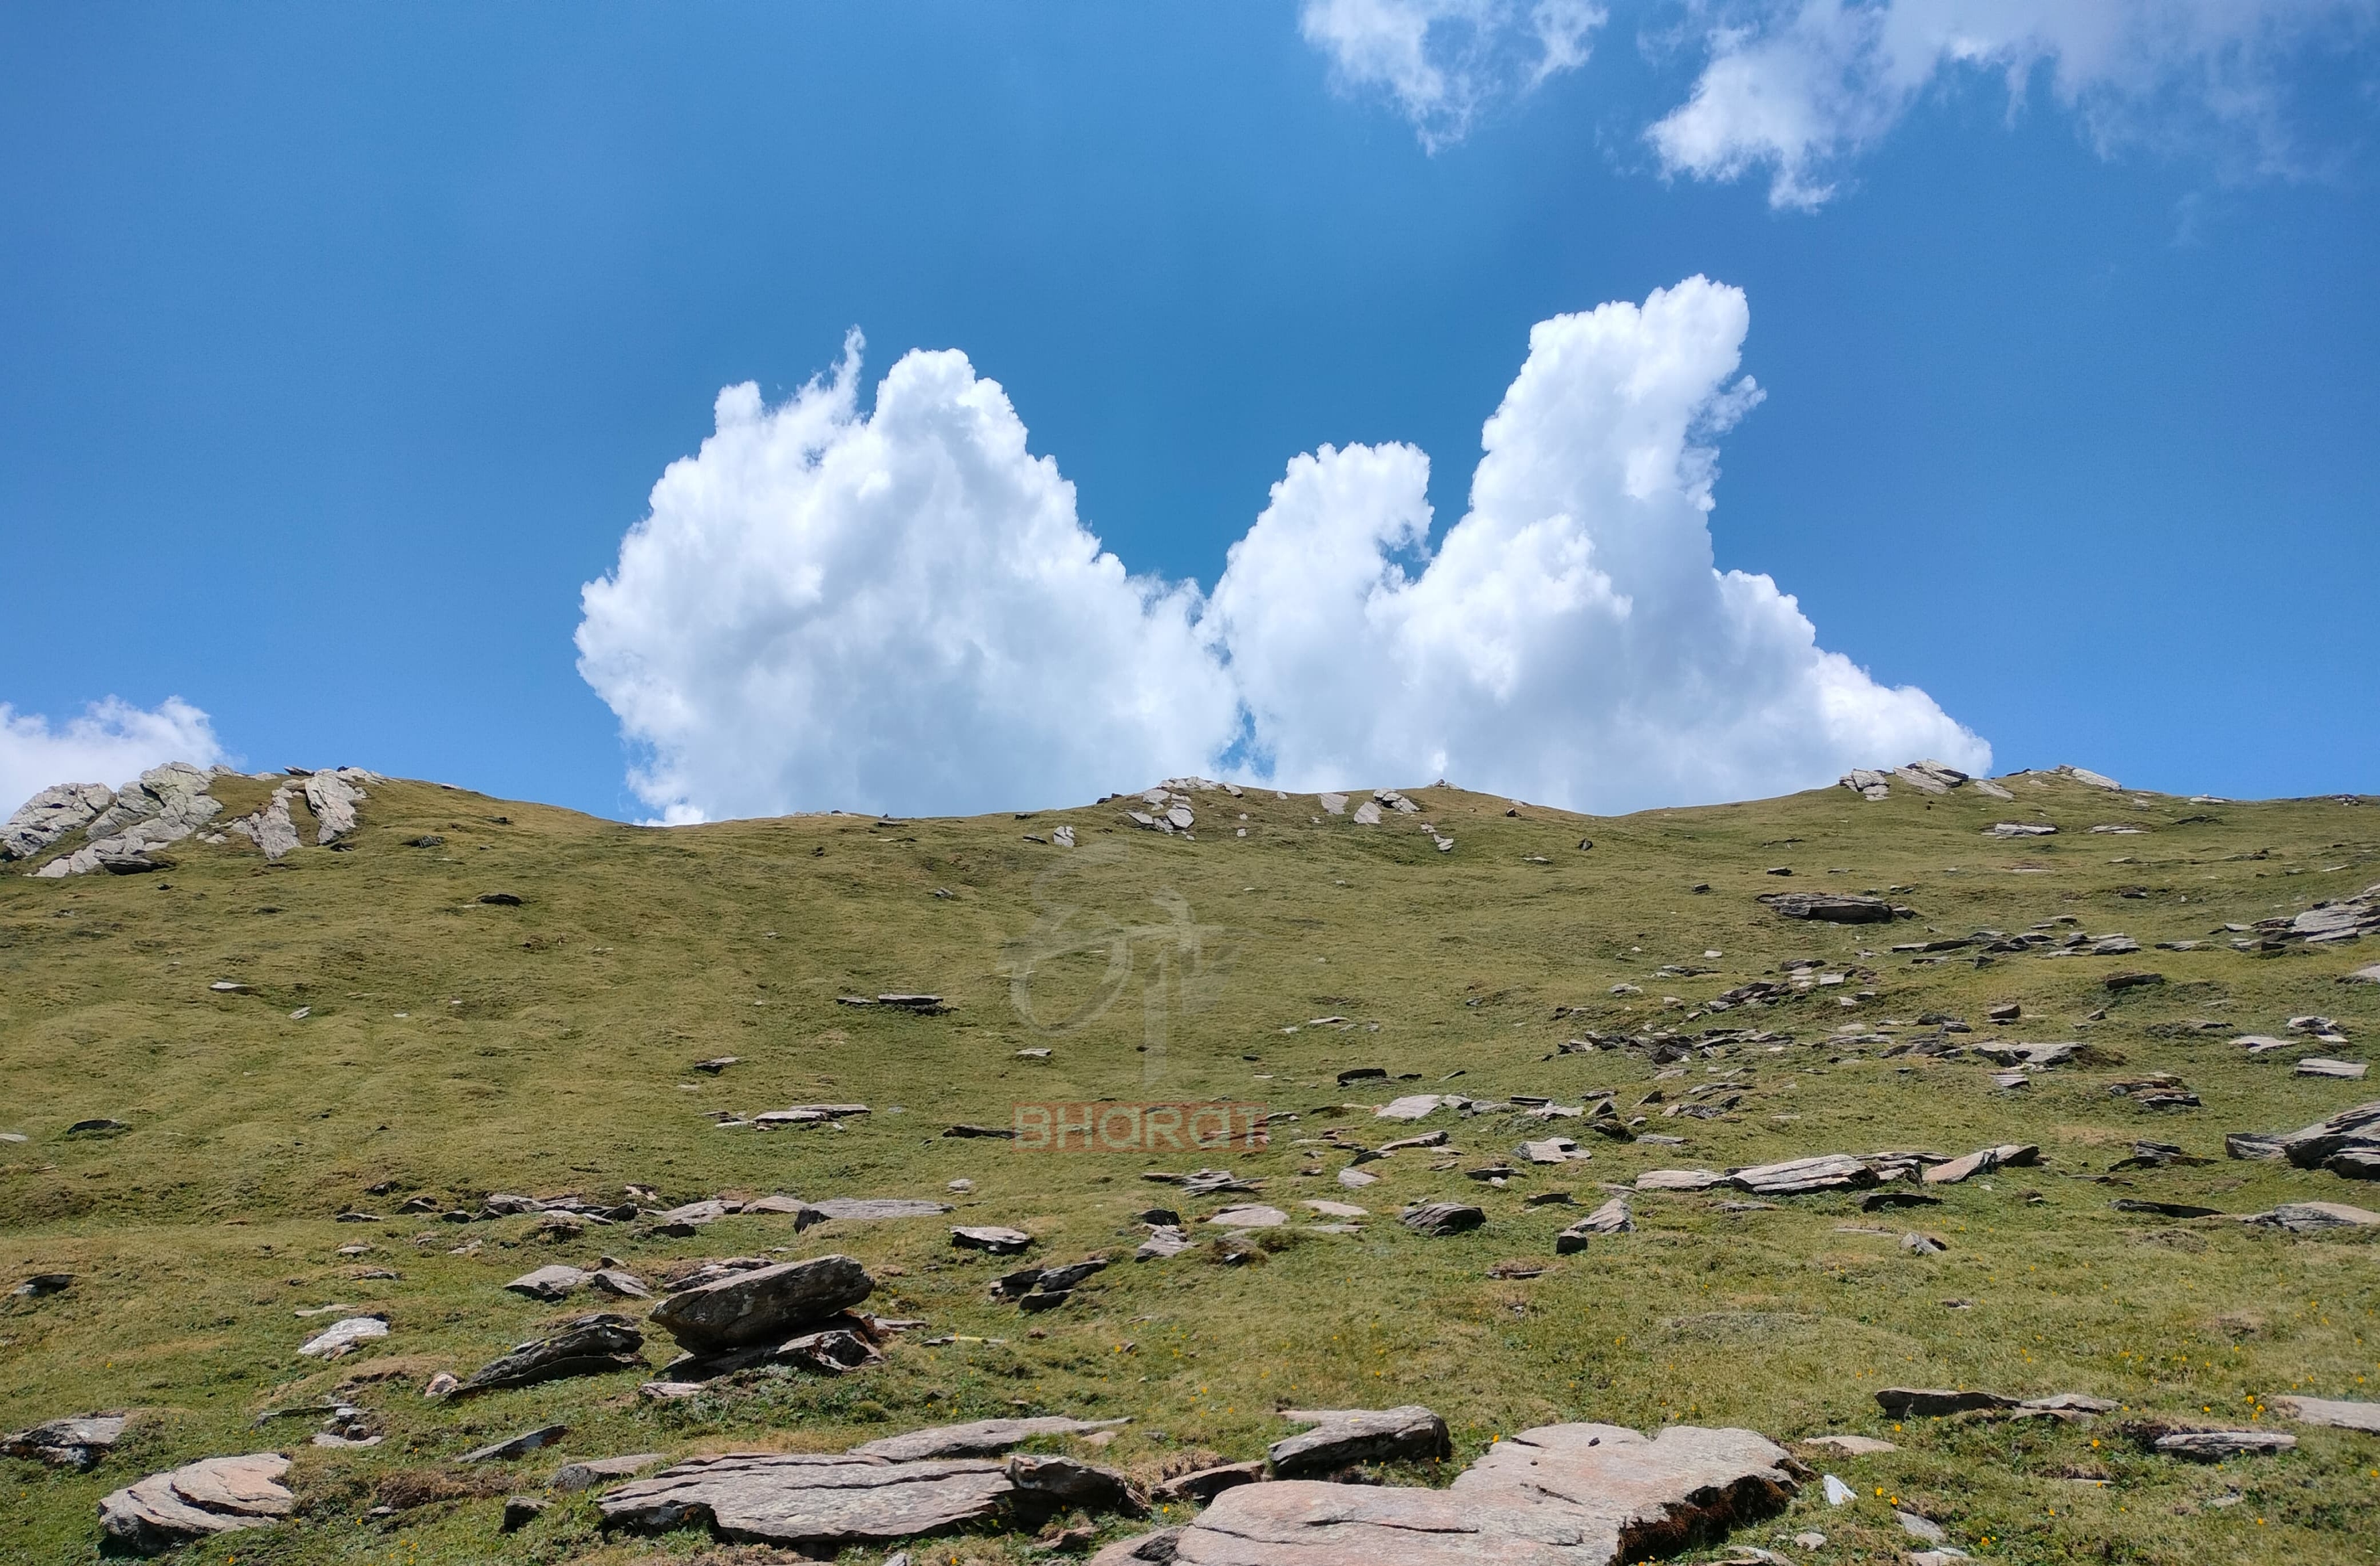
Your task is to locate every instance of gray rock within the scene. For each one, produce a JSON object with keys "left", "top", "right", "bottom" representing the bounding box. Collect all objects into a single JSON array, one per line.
[
  {"left": 797, "top": 1198, "right": 953, "bottom": 1226},
  {"left": 1757, "top": 891, "right": 1896, "bottom": 924},
  {"left": 2154, "top": 1429, "right": 2295, "bottom": 1460},
  {"left": 1923, "top": 1144, "right": 2037, "bottom": 1186},
  {"left": 1317, "top": 793, "right": 1348, "bottom": 815},
  {"left": 501, "top": 1495, "right": 547, "bottom": 1532},
  {"left": 951, "top": 1226, "right": 1034, "bottom": 1255},
  {"left": 1400, "top": 1202, "right": 1484, "bottom": 1237},
  {"left": 98, "top": 1453, "right": 293, "bottom": 1555},
  {"left": 552, "top": 1454, "right": 666, "bottom": 1491},
  {"left": 463, "top": 1424, "right": 570, "bottom": 1464},
  {"left": 588, "top": 1267, "right": 653, "bottom": 1299},
  {"left": 1050, "top": 826, "right": 1075, "bottom": 848},
  {"left": 1731, "top": 1155, "right": 1877, "bottom": 1196},
  {"left": 852, "top": 1417, "right": 1131, "bottom": 1462},
  {"left": 1971, "top": 779, "right": 2015, "bottom": 800},
  {"left": 2224, "top": 1132, "right": 2290, "bottom": 1161},
  {"left": 1897, "top": 1509, "right": 1947, "bottom": 1542},
  {"left": 2345, "top": 964, "right": 2380, "bottom": 984},
  {"left": 1268, "top": 1406, "right": 1450, "bottom": 1477},
  {"left": 1091, "top": 1528, "right": 1184, "bottom": 1565},
  {"left": 1986, "top": 821, "right": 2057, "bottom": 838},
  {"left": 1136, "top": 1226, "right": 1192, "bottom": 1261},
  {"left": 597, "top": 1452, "right": 1016, "bottom": 1549},
  {"left": 0, "top": 781, "right": 113, "bottom": 861},
  {"left": 504, "top": 1265, "right": 588, "bottom": 1302},
  {"left": 1352, "top": 800, "right": 1382, "bottom": 826},
  {"left": 1556, "top": 1196, "right": 1633, "bottom": 1254},
  {"left": 301, "top": 769, "right": 368, "bottom": 844},
  {"left": 2280, "top": 1099, "right": 2380, "bottom": 1170},
  {"left": 2059, "top": 765, "right": 2121, "bottom": 789},
  {"left": 1636, "top": 1169, "right": 1727, "bottom": 1192},
  {"left": 1, "top": 1412, "right": 127, "bottom": 1470},
  {"left": 1154, "top": 1462, "right": 1267, "bottom": 1503},
  {"left": 1174, "top": 1421, "right": 1796, "bottom": 1565},
  {"left": 1008, "top": 1452, "right": 1147, "bottom": 1516},
  {"left": 2298, "top": 1059, "right": 2369, "bottom": 1079},
  {"left": 1206, "top": 1204, "right": 1288, "bottom": 1229},
  {"left": 2237, "top": 1200, "right": 2380, "bottom": 1231},
  {"left": 1838, "top": 769, "right": 1891, "bottom": 799},
  {"left": 2266, "top": 1395, "right": 2380, "bottom": 1433},
  {"left": 226, "top": 787, "right": 302, "bottom": 861},
  {"left": 453, "top": 1313, "right": 646, "bottom": 1395},
  {"left": 1798, "top": 1434, "right": 1897, "bottom": 1456},
  {"left": 649, "top": 1255, "right": 872, "bottom": 1350}
]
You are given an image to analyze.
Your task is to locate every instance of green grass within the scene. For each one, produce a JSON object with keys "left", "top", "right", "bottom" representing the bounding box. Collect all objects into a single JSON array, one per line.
[{"left": 3, "top": 771, "right": 2377, "bottom": 1565}]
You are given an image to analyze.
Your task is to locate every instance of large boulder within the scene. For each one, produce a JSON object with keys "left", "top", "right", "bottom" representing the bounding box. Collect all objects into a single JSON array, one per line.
[
  {"left": 647, "top": 1255, "right": 872, "bottom": 1351},
  {"left": 97, "top": 1453, "right": 293, "bottom": 1555},
  {"left": 1175, "top": 1422, "right": 1797, "bottom": 1565},
  {"left": 0, "top": 782, "right": 113, "bottom": 861}
]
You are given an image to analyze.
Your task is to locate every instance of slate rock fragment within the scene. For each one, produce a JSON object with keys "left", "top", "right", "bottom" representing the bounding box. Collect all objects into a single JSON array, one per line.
[
  {"left": 97, "top": 1453, "right": 294, "bottom": 1555},
  {"left": 1267, "top": 1406, "right": 1451, "bottom": 1477},
  {"left": 453, "top": 1314, "right": 647, "bottom": 1395}
]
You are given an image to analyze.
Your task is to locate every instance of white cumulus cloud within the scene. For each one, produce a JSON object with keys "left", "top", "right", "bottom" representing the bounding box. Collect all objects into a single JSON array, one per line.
[
  {"left": 574, "top": 333, "right": 1239, "bottom": 824},
  {"left": 1298, "top": 0, "right": 2375, "bottom": 199},
  {"left": 0, "top": 697, "right": 227, "bottom": 817},
  {"left": 577, "top": 279, "right": 1986, "bottom": 824},
  {"left": 1649, "top": 0, "right": 2380, "bottom": 210},
  {"left": 1300, "top": 0, "right": 1607, "bottom": 149}
]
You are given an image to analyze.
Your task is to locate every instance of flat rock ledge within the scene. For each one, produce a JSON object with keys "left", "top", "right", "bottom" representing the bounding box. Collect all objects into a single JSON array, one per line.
[
  {"left": 1160, "top": 1421, "right": 1798, "bottom": 1566},
  {"left": 98, "top": 1452, "right": 294, "bottom": 1556},
  {"left": 1267, "top": 1407, "right": 1451, "bottom": 1478},
  {"left": 597, "top": 1447, "right": 1143, "bottom": 1551}
]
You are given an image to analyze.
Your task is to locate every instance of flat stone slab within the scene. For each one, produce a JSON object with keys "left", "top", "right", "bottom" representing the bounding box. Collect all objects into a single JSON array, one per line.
[
  {"left": 99, "top": 1453, "right": 293, "bottom": 1555},
  {"left": 1376, "top": 1095, "right": 1453, "bottom": 1121},
  {"left": 463, "top": 1424, "right": 570, "bottom": 1464},
  {"left": 649, "top": 1255, "right": 873, "bottom": 1351},
  {"left": 1269, "top": 1406, "right": 1451, "bottom": 1477},
  {"left": 851, "top": 1417, "right": 1131, "bottom": 1462},
  {"left": 1207, "top": 1204, "right": 1288, "bottom": 1229},
  {"left": 505, "top": 1265, "right": 588, "bottom": 1301},
  {"left": 454, "top": 1313, "right": 647, "bottom": 1395},
  {"left": 2239, "top": 1201, "right": 2380, "bottom": 1231},
  {"left": 2269, "top": 1396, "right": 2380, "bottom": 1433},
  {"left": 1401, "top": 1202, "right": 1484, "bottom": 1236},
  {"left": 1178, "top": 1421, "right": 1796, "bottom": 1565},
  {"left": 951, "top": 1226, "right": 1036, "bottom": 1255},
  {"left": 1799, "top": 1434, "right": 1897, "bottom": 1456},
  {"left": 2155, "top": 1429, "right": 2296, "bottom": 1459},
  {"left": 599, "top": 1452, "right": 1014, "bottom": 1549},
  {"left": 799, "top": 1198, "right": 953, "bottom": 1225},
  {"left": 2, "top": 1412, "right": 126, "bottom": 1470},
  {"left": 1731, "top": 1155, "right": 1877, "bottom": 1196},
  {"left": 554, "top": 1454, "right": 665, "bottom": 1491},
  {"left": 1637, "top": 1169, "right": 1726, "bottom": 1192}
]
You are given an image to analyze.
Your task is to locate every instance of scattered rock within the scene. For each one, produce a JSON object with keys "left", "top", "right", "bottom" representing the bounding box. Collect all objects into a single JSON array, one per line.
[
  {"left": 1208, "top": 1204, "right": 1289, "bottom": 1229},
  {"left": 552, "top": 1454, "right": 665, "bottom": 1491},
  {"left": 1924, "top": 1144, "right": 2038, "bottom": 1186},
  {"left": 504, "top": 1265, "right": 589, "bottom": 1302},
  {"left": 452, "top": 1314, "right": 647, "bottom": 1395},
  {"left": 648, "top": 1255, "right": 872, "bottom": 1350},
  {"left": 1399, "top": 1202, "right": 1484, "bottom": 1237},
  {"left": 98, "top": 1453, "right": 294, "bottom": 1555},
  {"left": 952, "top": 1226, "right": 1036, "bottom": 1255},
  {"left": 1637, "top": 1169, "right": 1727, "bottom": 1192},
  {"left": 2, "top": 1413, "right": 127, "bottom": 1470},
  {"left": 1757, "top": 892, "right": 1896, "bottom": 924},
  {"left": 1174, "top": 1421, "right": 1796, "bottom": 1565},
  {"left": 500, "top": 1495, "right": 547, "bottom": 1533},
  {"left": 2153, "top": 1429, "right": 2295, "bottom": 1460},
  {"left": 2280, "top": 1099, "right": 2380, "bottom": 1172},
  {"left": 799, "top": 1198, "right": 954, "bottom": 1226},
  {"left": 1268, "top": 1406, "right": 1451, "bottom": 1476},
  {"left": 1555, "top": 1196, "right": 1633, "bottom": 1255},
  {"left": 2298, "top": 1059, "right": 2369, "bottom": 1079},
  {"left": 463, "top": 1425, "right": 570, "bottom": 1464},
  {"left": 852, "top": 1417, "right": 1133, "bottom": 1462},
  {"left": 1136, "top": 1227, "right": 1192, "bottom": 1261},
  {"left": 1798, "top": 1434, "right": 1896, "bottom": 1456},
  {"left": 1896, "top": 1509, "right": 1948, "bottom": 1542},
  {"left": 1987, "top": 822, "right": 2057, "bottom": 838},
  {"left": 2103, "top": 971, "right": 2165, "bottom": 992},
  {"left": 1731, "top": 1155, "right": 1877, "bottom": 1196},
  {"left": 299, "top": 1316, "right": 389, "bottom": 1358},
  {"left": 694, "top": 1056, "right": 738, "bottom": 1074},
  {"left": 2237, "top": 1201, "right": 2380, "bottom": 1232},
  {"left": 1155, "top": 1460, "right": 1266, "bottom": 1503},
  {"left": 2267, "top": 1396, "right": 2380, "bottom": 1433}
]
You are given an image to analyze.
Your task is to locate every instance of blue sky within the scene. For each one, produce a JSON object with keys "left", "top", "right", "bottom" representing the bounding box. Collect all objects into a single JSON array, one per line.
[{"left": 2, "top": 3, "right": 2375, "bottom": 820}]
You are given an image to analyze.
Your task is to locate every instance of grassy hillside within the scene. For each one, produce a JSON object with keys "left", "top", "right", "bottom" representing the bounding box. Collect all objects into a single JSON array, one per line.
[{"left": 3, "top": 769, "right": 2377, "bottom": 1565}]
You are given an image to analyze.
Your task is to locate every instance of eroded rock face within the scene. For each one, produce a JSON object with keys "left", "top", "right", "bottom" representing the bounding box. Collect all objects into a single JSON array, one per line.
[
  {"left": 31, "top": 763, "right": 224, "bottom": 876},
  {"left": 0, "top": 783, "right": 113, "bottom": 861},
  {"left": 647, "top": 1255, "right": 873, "bottom": 1351},
  {"left": 1174, "top": 1422, "right": 1797, "bottom": 1565},
  {"left": 98, "top": 1453, "right": 293, "bottom": 1555}
]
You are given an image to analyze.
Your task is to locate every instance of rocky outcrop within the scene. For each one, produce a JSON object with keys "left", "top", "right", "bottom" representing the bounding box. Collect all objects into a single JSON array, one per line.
[
  {"left": 98, "top": 1453, "right": 293, "bottom": 1555},
  {"left": 850, "top": 1417, "right": 1131, "bottom": 1462},
  {"left": 30, "top": 763, "right": 223, "bottom": 876},
  {"left": 0, "top": 782, "right": 114, "bottom": 860},
  {"left": 1168, "top": 1421, "right": 1797, "bottom": 1565},
  {"left": 2280, "top": 1100, "right": 2380, "bottom": 1177},
  {"left": 1757, "top": 891, "right": 1898, "bottom": 924}
]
